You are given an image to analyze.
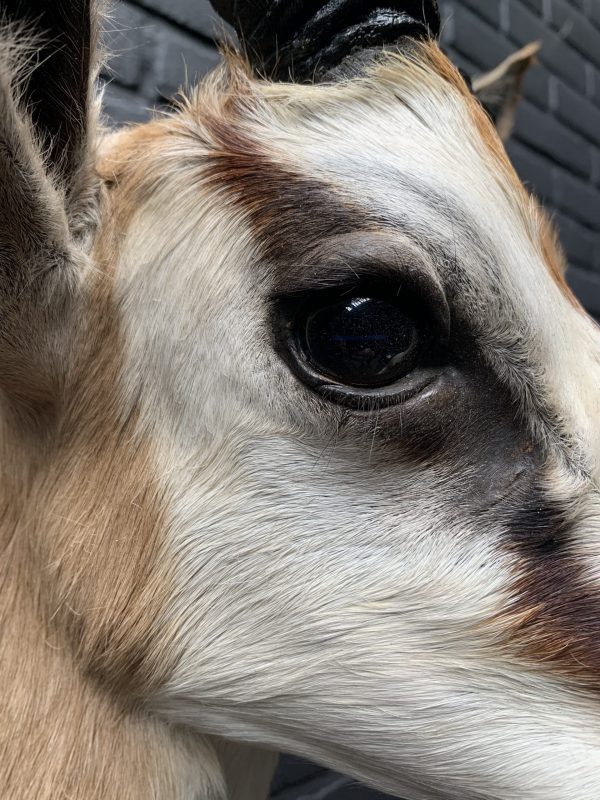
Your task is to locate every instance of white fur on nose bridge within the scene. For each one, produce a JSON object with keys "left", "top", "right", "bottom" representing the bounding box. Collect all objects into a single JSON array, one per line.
[{"left": 157, "top": 433, "right": 600, "bottom": 800}]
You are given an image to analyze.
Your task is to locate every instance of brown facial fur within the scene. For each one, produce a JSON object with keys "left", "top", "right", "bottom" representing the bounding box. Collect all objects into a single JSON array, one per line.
[
  {"left": 180, "top": 48, "right": 599, "bottom": 691},
  {"left": 97, "top": 47, "right": 593, "bottom": 697},
  {"left": 502, "top": 549, "right": 600, "bottom": 689},
  {"left": 492, "top": 468, "right": 600, "bottom": 687},
  {"left": 0, "top": 185, "right": 212, "bottom": 796}
]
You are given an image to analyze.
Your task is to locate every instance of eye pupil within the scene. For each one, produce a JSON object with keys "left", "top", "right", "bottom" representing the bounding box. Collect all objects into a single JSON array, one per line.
[{"left": 304, "top": 296, "right": 418, "bottom": 387}]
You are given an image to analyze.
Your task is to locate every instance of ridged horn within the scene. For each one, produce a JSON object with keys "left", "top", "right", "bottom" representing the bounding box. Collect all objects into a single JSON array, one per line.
[{"left": 209, "top": 1, "right": 441, "bottom": 82}]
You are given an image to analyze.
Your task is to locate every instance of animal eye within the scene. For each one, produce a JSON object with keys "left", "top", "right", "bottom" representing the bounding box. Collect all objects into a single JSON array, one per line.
[
  {"left": 274, "top": 278, "right": 446, "bottom": 409},
  {"left": 302, "top": 296, "right": 419, "bottom": 388}
]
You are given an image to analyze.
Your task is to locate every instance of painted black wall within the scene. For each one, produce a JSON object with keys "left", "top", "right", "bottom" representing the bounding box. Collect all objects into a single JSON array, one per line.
[{"left": 101, "top": 1, "right": 600, "bottom": 797}]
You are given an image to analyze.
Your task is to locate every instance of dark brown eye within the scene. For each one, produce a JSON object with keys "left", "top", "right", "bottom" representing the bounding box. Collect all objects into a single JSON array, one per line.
[
  {"left": 303, "top": 296, "right": 419, "bottom": 387},
  {"left": 273, "top": 277, "right": 446, "bottom": 410}
]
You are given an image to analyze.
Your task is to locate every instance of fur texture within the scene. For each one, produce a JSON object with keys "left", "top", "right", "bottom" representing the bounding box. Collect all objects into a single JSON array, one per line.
[{"left": 2, "top": 5, "right": 599, "bottom": 800}]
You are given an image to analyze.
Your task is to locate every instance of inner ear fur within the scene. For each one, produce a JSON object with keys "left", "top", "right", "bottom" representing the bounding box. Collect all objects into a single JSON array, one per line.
[
  {"left": 472, "top": 41, "right": 540, "bottom": 141},
  {"left": 0, "top": 1, "right": 103, "bottom": 414}
]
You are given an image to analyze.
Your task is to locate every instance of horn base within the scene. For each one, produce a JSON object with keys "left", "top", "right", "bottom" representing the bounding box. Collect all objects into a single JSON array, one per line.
[{"left": 210, "top": 1, "right": 441, "bottom": 82}]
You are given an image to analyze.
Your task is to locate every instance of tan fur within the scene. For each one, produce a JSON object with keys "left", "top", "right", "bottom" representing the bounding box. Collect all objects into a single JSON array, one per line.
[
  {"left": 0, "top": 99, "right": 278, "bottom": 791},
  {"left": 2, "top": 9, "right": 595, "bottom": 798},
  {"left": 0, "top": 206, "right": 223, "bottom": 797}
]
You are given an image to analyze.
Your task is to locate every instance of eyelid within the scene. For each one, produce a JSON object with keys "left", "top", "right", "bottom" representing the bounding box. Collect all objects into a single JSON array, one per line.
[{"left": 272, "top": 231, "right": 450, "bottom": 343}]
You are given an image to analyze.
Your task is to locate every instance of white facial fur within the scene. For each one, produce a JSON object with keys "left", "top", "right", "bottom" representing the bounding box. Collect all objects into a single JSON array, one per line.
[{"left": 107, "top": 51, "right": 600, "bottom": 799}]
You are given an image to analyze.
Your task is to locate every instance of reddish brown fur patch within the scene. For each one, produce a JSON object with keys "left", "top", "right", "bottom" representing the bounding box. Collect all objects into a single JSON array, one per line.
[
  {"left": 502, "top": 557, "right": 600, "bottom": 688},
  {"left": 0, "top": 183, "right": 191, "bottom": 797},
  {"left": 496, "top": 481, "right": 600, "bottom": 687}
]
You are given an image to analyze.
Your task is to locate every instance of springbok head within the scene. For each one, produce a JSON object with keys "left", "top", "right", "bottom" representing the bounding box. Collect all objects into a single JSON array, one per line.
[{"left": 2, "top": 2, "right": 600, "bottom": 799}]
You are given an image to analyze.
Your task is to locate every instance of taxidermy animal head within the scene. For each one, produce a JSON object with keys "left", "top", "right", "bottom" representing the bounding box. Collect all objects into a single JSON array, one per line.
[{"left": 1, "top": 1, "right": 597, "bottom": 799}]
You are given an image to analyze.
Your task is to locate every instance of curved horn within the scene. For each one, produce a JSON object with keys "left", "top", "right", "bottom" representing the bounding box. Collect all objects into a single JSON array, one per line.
[{"left": 209, "top": 1, "right": 441, "bottom": 82}]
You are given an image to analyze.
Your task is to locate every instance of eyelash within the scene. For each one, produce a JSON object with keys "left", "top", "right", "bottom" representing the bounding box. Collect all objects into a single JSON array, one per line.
[{"left": 271, "top": 278, "right": 447, "bottom": 410}]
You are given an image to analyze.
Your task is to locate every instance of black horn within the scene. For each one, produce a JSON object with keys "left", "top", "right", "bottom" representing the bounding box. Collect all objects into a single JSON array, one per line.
[{"left": 209, "top": 1, "right": 441, "bottom": 82}]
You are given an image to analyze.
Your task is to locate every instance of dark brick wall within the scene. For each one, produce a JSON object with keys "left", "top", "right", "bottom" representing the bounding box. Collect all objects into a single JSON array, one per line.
[
  {"left": 438, "top": 0, "right": 600, "bottom": 314},
  {"left": 100, "top": 2, "right": 600, "bottom": 797}
]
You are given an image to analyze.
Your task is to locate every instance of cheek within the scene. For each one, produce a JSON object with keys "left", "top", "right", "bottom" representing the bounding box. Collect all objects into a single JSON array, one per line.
[{"left": 344, "top": 363, "right": 539, "bottom": 501}]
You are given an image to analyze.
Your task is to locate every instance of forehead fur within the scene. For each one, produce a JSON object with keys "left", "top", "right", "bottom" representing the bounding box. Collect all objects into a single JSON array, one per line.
[{"left": 99, "top": 42, "right": 569, "bottom": 299}]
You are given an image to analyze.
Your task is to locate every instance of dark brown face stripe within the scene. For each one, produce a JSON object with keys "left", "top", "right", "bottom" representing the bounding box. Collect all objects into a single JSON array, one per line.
[
  {"left": 501, "top": 483, "right": 600, "bottom": 687},
  {"left": 508, "top": 482, "right": 573, "bottom": 557},
  {"left": 201, "top": 108, "right": 366, "bottom": 268}
]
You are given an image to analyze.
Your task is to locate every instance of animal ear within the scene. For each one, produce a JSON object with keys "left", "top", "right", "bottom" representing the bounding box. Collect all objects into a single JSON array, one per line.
[
  {"left": 472, "top": 42, "right": 540, "bottom": 141},
  {"left": 2, "top": 0, "right": 103, "bottom": 214},
  {"left": 0, "top": 2, "right": 103, "bottom": 412}
]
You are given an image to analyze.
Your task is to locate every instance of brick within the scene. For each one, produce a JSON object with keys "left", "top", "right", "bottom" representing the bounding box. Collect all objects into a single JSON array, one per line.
[
  {"left": 590, "top": 1, "right": 600, "bottom": 29},
  {"left": 102, "top": 3, "right": 152, "bottom": 89},
  {"left": 551, "top": 78, "right": 600, "bottom": 147},
  {"left": 505, "top": 0, "right": 546, "bottom": 43},
  {"left": 547, "top": 0, "right": 600, "bottom": 70},
  {"left": 554, "top": 169, "right": 600, "bottom": 229},
  {"left": 554, "top": 213, "right": 597, "bottom": 270},
  {"left": 514, "top": 100, "right": 592, "bottom": 178},
  {"left": 131, "top": 0, "right": 227, "bottom": 40},
  {"left": 102, "top": 83, "right": 152, "bottom": 124},
  {"left": 574, "top": 0, "right": 600, "bottom": 38},
  {"left": 442, "top": 45, "right": 479, "bottom": 78},
  {"left": 505, "top": 0, "right": 587, "bottom": 93},
  {"left": 520, "top": 0, "right": 545, "bottom": 14},
  {"left": 592, "top": 149, "right": 600, "bottom": 186},
  {"left": 507, "top": 140, "right": 554, "bottom": 201},
  {"left": 568, "top": 266, "right": 600, "bottom": 315},
  {"left": 456, "top": 0, "right": 502, "bottom": 27},
  {"left": 445, "top": 3, "right": 512, "bottom": 69},
  {"left": 155, "top": 27, "right": 220, "bottom": 98},
  {"left": 585, "top": 63, "right": 596, "bottom": 99},
  {"left": 522, "top": 63, "right": 551, "bottom": 109},
  {"left": 591, "top": 67, "right": 600, "bottom": 105}
]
